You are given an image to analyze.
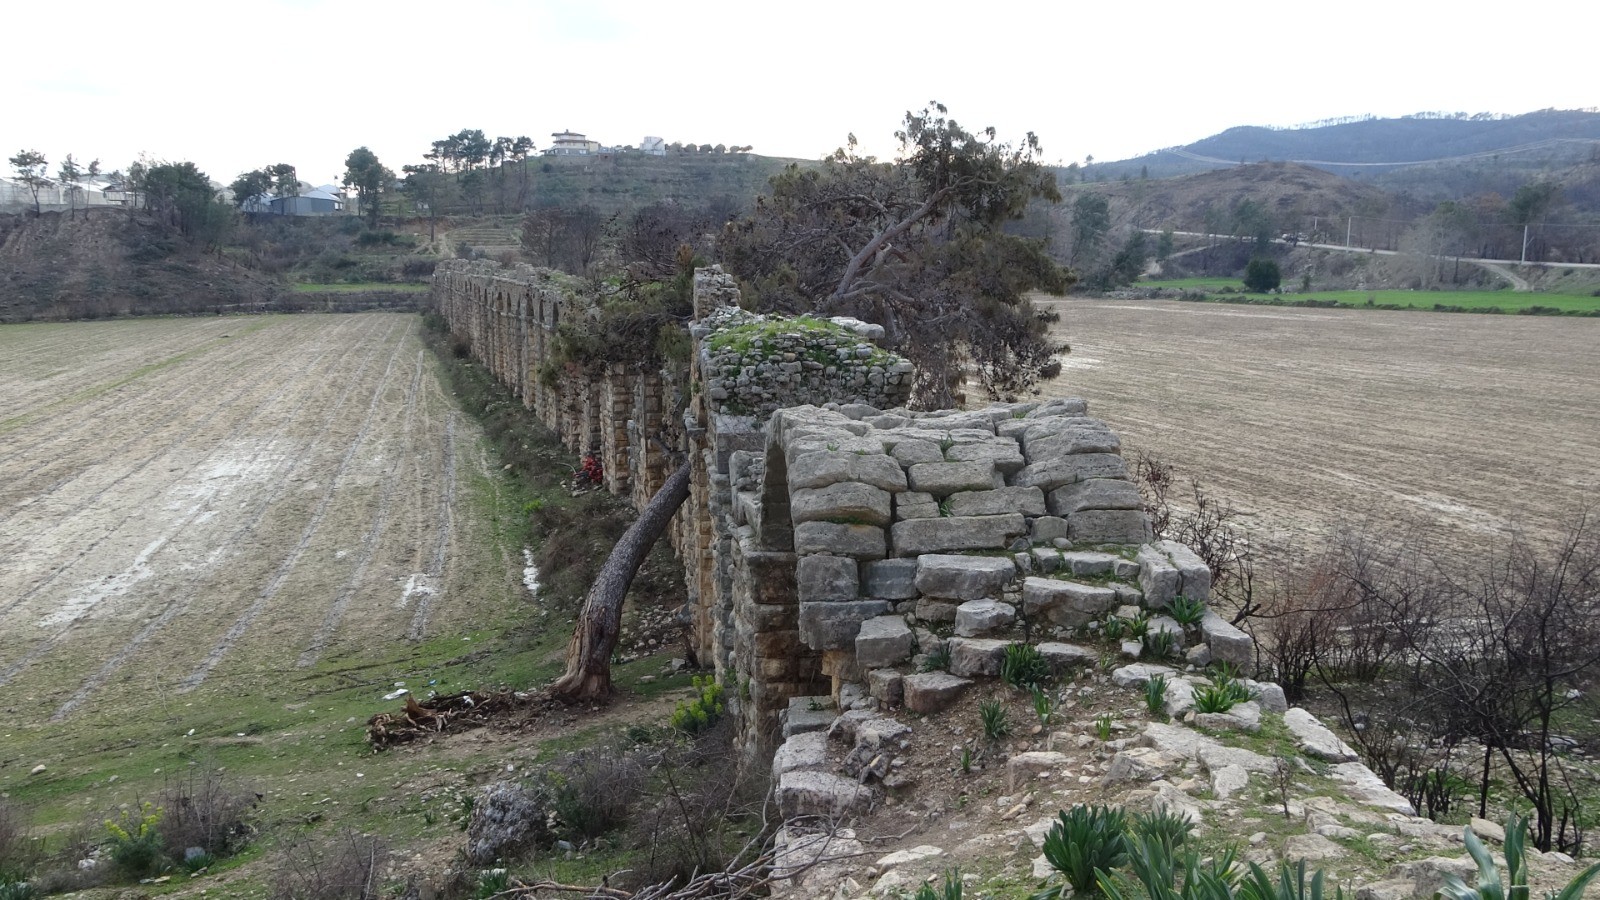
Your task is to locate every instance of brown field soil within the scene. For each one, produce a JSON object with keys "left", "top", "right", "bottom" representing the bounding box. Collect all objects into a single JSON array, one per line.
[
  {"left": 1035, "top": 296, "right": 1600, "bottom": 554},
  {"left": 0, "top": 313, "right": 503, "bottom": 722}
]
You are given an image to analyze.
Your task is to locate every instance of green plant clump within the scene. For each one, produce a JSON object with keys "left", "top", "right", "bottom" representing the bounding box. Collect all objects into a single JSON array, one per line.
[
  {"left": 1143, "top": 629, "right": 1177, "bottom": 659},
  {"left": 1032, "top": 804, "right": 1130, "bottom": 899},
  {"left": 1193, "top": 673, "right": 1251, "bottom": 714},
  {"left": 1031, "top": 685, "right": 1056, "bottom": 728},
  {"left": 105, "top": 802, "right": 166, "bottom": 878},
  {"left": 914, "top": 869, "right": 965, "bottom": 900},
  {"left": 670, "top": 676, "right": 725, "bottom": 734},
  {"left": 980, "top": 699, "right": 1011, "bottom": 741},
  {"left": 1437, "top": 813, "right": 1600, "bottom": 900},
  {"left": 1168, "top": 595, "right": 1207, "bottom": 627},
  {"left": 1003, "top": 643, "right": 1051, "bottom": 689},
  {"left": 1145, "top": 674, "right": 1169, "bottom": 716},
  {"left": 1095, "top": 712, "right": 1115, "bottom": 741},
  {"left": 921, "top": 642, "right": 952, "bottom": 673}
]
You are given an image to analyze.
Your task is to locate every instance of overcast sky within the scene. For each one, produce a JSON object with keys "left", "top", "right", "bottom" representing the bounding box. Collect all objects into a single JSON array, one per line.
[{"left": 7, "top": 0, "right": 1595, "bottom": 186}]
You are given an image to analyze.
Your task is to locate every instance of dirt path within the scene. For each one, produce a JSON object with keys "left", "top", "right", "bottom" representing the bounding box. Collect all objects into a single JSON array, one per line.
[
  {"left": 1037, "top": 296, "right": 1600, "bottom": 555},
  {"left": 0, "top": 314, "right": 500, "bottom": 725}
]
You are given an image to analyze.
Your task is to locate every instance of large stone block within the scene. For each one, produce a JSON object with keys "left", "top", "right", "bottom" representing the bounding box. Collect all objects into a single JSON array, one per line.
[
  {"left": 915, "top": 597, "right": 958, "bottom": 623},
  {"left": 856, "top": 615, "right": 914, "bottom": 668},
  {"left": 796, "top": 554, "right": 859, "bottom": 603},
  {"left": 1036, "top": 642, "right": 1098, "bottom": 673},
  {"left": 1060, "top": 550, "right": 1121, "bottom": 577},
  {"left": 954, "top": 599, "right": 1017, "bottom": 636},
  {"left": 788, "top": 450, "right": 908, "bottom": 493},
  {"left": 1067, "top": 509, "right": 1152, "bottom": 545},
  {"left": 772, "top": 731, "right": 830, "bottom": 776},
  {"left": 894, "top": 490, "right": 940, "bottom": 520},
  {"left": 1023, "top": 422, "right": 1121, "bottom": 460},
  {"left": 902, "top": 672, "right": 972, "bottom": 713},
  {"left": 914, "top": 554, "right": 1016, "bottom": 600},
  {"left": 794, "top": 521, "right": 886, "bottom": 560},
  {"left": 868, "top": 669, "right": 904, "bottom": 705},
  {"left": 891, "top": 514, "right": 1026, "bottom": 556},
  {"left": 1284, "top": 708, "right": 1359, "bottom": 762},
  {"left": 1008, "top": 751, "right": 1070, "bottom": 792},
  {"left": 1157, "top": 540, "right": 1213, "bottom": 603},
  {"left": 776, "top": 770, "right": 872, "bottom": 819},
  {"left": 1013, "top": 453, "right": 1128, "bottom": 492},
  {"left": 907, "top": 460, "right": 1001, "bottom": 496},
  {"left": 791, "top": 482, "right": 892, "bottom": 527},
  {"left": 946, "top": 486, "right": 1046, "bottom": 517},
  {"left": 947, "top": 637, "right": 1012, "bottom": 677},
  {"left": 1022, "top": 577, "right": 1119, "bottom": 626},
  {"left": 1047, "top": 478, "right": 1144, "bottom": 516},
  {"left": 1200, "top": 610, "right": 1252, "bottom": 669},
  {"left": 1025, "top": 397, "right": 1089, "bottom": 419},
  {"left": 1137, "top": 544, "right": 1181, "bottom": 608},
  {"left": 799, "top": 600, "right": 890, "bottom": 650},
  {"left": 1031, "top": 515, "right": 1070, "bottom": 542},
  {"left": 945, "top": 439, "right": 1027, "bottom": 474},
  {"left": 889, "top": 439, "right": 945, "bottom": 466},
  {"left": 862, "top": 558, "right": 919, "bottom": 600}
]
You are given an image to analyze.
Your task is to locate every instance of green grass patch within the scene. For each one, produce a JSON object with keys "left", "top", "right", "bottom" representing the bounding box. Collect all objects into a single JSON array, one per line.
[
  {"left": 1136, "top": 279, "right": 1600, "bottom": 315},
  {"left": 290, "top": 282, "right": 430, "bottom": 293}
]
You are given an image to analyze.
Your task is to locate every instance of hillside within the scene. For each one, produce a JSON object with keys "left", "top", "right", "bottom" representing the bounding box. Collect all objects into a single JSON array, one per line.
[
  {"left": 474, "top": 151, "right": 804, "bottom": 219},
  {"left": 1087, "top": 109, "right": 1600, "bottom": 210},
  {"left": 1074, "top": 161, "right": 1405, "bottom": 233},
  {"left": 0, "top": 210, "right": 289, "bottom": 322},
  {"left": 1094, "top": 109, "right": 1600, "bottom": 181}
]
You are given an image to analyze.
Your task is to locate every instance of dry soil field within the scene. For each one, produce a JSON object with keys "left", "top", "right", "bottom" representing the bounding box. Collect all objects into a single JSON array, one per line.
[
  {"left": 0, "top": 313, "right": 516, "bottom": 732},
  {"left": 1038, "top": 297, "right": 1600, "bottom": 555}
]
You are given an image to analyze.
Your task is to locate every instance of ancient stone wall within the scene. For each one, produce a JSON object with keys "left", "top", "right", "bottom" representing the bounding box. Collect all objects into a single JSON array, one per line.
[{"left": 432, "top": 260, "right": 1253, "bottom": 768}]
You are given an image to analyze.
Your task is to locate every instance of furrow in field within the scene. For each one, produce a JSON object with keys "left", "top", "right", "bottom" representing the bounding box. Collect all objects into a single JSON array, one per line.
[
  {"left": 407, "top": 409, "right": 458, "bottom": 641},
  {"left": 0, "top": 317, "right": 388, "bottom": 691},
  {"left": 295, "top": 346, "right": 426, "bottom": 667},
  {"left": 0, "top": 317, "right": 369, "bottom": 619},
  {"left": 26, "top": 317, "right": 406, "bottom": 715},
  {"left": 177, "top": 317, "right": 415, "bottom": 691}
]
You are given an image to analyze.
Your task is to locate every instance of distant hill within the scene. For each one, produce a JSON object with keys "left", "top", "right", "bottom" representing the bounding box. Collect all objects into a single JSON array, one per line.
[
  {"left": 491, "top": 152, "right": 804, "bottom": 218},
  {"left": 0, "top": 210, "right": 287, "bottom": 322},
  {"left": 1072, "top": 161, "right": 1405, "bottom": 235},
  {"left": 1090, "top": 109, "right": 1600, "bottom": 202}
]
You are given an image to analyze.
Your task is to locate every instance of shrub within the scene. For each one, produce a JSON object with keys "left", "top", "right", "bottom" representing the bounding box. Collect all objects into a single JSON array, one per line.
[
  {"left": 1126, "top": 614, "right": 1150, "bottom": 639},
  {"left": 1102, "top": 616, "right": 1127, "bottom": 641},
  {"left": 157, "top": 769, "right": 255, "bottom": 861},
  {"left": 979, "top": 700, "right": 1010, "bottom": 741},
  {"left": 1002, "top": 644, "right": 1050, "bottom": 689},
  {"left": 1243, "top": 258, "right": 1282, "bottom": 293},
  {"left": 670, "top": 677, "right": 724, "bottom": 734},
  {"left": 0, "top": 801, "right": 31, "bottom": 883},
  {"left": 104, "top": 802, "right": 165, "bottom": 879},
  {"left": 1032, "top": 804, "right": 1130, "bottom": 898},
  {"left": 920, "top": 642, "right": 951, "bottom": 673},
  {"left": 1095, "top": 713, "right": 1114, "bottom": 741},
  {"left": 544, "top": 749, "right": 646, "bottom": 841},
  {"left": 269, "top": 830, "right": 386, "bottom": 900}
]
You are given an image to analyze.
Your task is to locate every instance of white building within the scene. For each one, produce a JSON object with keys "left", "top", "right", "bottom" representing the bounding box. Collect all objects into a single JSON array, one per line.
[
  {"left": 543, "top": 130, "right": 601, "bottom": 156},
  {"left": 640, "top": 136, "right": 666, "bottom": 156}
]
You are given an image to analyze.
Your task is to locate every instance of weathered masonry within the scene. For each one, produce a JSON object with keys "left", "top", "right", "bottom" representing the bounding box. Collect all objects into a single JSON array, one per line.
[{"left": 431, "top": 261, "right": 1253, "bottom": 768}]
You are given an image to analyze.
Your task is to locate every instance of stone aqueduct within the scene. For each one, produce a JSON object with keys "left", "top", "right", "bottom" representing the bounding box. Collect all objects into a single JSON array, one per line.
[{"left": 431, "top": 260, "right": 1252, "bottom": 765}]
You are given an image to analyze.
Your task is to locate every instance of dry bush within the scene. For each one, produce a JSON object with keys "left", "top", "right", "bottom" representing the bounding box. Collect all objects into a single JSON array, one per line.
[
  {"left": 157, "top": 768, "right": 256, "bottom": 860},
  {"left": 0, "top": 801, "right": 33, "bottom": 879},
  {"left": 544, "top": 746, "right": 647, "bottom": 842},
  {"left": 270, "top": 830, "right": 386, "bottom": 900},
  {"left": 28, "top": 822, "right": 106, "bottom": 895},
  {"left": 624, "top": 719, "right": 769, "bottom": 890}
]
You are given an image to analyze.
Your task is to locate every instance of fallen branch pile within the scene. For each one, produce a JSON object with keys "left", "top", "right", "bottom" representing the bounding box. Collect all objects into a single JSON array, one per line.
[{"left": 366, "top": 689, "right": 527, "bottom": 749}]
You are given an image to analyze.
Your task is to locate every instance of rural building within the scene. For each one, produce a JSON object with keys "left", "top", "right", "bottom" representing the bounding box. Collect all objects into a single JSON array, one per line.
[
  {"left": 268, "top": 184, "right": 346, "bottom": 216},
  {"left": 543, "top": 130, "right": 601, "bottom": 156},
  {"left": 640, "top": 136, "right": 666, "bottom": 156}
]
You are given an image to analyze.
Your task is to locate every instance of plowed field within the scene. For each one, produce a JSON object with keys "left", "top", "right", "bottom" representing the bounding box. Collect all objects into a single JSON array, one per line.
[
  {"left": 1038, "top": 297, "right": 1600, "bottom": 553},
  {"left": 0, "top": 314, "right": 510, "bottom": 729}
]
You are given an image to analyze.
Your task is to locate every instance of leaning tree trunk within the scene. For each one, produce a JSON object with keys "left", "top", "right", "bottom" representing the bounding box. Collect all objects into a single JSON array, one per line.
[{"left": 552, "top": 459, "right": 692, "bottom": 702}]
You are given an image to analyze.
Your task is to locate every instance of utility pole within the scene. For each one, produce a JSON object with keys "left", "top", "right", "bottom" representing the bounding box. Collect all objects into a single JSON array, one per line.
[
  {"left": 1521, "top": 224, "right": 1530, "bottom": 264},
  {"left": 1346, "top": 217, "right": 1353, "bottom": 248}
]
